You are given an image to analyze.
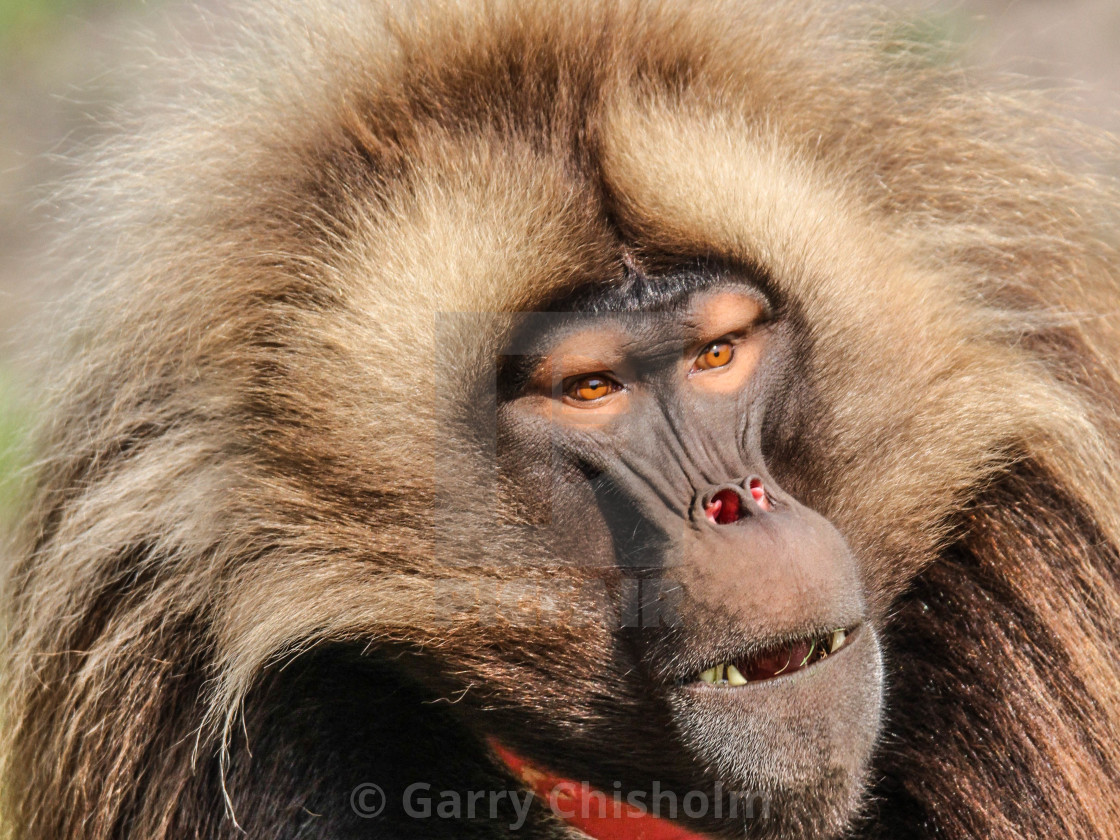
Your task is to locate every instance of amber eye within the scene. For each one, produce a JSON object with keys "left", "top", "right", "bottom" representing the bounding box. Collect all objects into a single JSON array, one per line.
[
  {"left": 564, "top": 374, "right": 619, "bottom": 402},
  {"left": 695, "top": 340, "right": 734, "bottom": 371}
]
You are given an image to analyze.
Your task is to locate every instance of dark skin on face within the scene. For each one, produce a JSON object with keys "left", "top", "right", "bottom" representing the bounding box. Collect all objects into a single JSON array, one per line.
[{"left": 496, "top": 279, "right": 884, "bottom": 837}]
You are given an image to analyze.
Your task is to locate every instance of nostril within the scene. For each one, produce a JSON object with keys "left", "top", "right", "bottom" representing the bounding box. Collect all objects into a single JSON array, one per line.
[
  {"left": 747, "top": 477, "right": 772, "bottom": 512},
  {"left": 705, "top": 488, "right": 742, "bottom": 524}
]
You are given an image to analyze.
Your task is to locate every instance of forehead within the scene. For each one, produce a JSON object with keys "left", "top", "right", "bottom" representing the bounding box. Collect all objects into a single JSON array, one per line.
[{"left": 507, "top": 285, "right": 767, "bottom": 357}]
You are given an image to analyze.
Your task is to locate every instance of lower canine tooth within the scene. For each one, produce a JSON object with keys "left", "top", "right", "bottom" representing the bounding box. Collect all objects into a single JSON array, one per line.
[
  {"left": 699, "top": 667, "right": 719, "bottom": 683},
  {"left": 726, "top": 664, "right": 748, "bottom": 686},
  {"left": 829, "top": 629, "right": 847, "bottom": 653}
]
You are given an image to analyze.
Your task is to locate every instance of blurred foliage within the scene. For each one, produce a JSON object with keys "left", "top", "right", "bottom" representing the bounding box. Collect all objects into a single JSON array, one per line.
[
  {"left": 0, "top": 0, "right": 135, "bottom": 56},
  {"left": 0, "top": 366, "right": 31, "bottom": 530}
]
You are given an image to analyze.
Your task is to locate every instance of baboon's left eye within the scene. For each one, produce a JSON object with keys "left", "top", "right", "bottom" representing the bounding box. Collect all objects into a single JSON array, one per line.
[{"left": 694, "top": 340, "right": 734, "bottom": 371}]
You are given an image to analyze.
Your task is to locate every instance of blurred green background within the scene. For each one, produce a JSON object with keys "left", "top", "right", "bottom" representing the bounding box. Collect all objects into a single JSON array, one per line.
[
  {"left": 0, "top": 0, "right": 130, "bottom": 41},
  {"left": 0, "top": 0, "right": 1118, "bottom": 532},
  {"left": 1, "top": 0, "right": 155, "bottom": 533}
]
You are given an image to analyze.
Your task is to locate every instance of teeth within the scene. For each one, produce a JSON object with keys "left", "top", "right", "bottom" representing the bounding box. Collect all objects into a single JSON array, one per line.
[
  {"left": 696, "top": 629, "right": 852, "bottom": 686},
  {"left": 699, "top": 664, "right": 729, "bottom": 684},
  {"left": 725, "top": 664, "right": 748, "bottom": 686}
]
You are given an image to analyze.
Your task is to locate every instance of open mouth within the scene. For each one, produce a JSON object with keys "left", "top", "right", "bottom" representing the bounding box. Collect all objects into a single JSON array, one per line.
[{"left": 690, "top": 625, "right": 858, "bottom": 685}]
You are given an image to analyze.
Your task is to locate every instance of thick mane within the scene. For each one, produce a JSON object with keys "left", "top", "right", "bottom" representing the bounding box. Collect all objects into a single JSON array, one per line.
[{"left": 3, "top": 1, "right": 1119, "bottom": 838}]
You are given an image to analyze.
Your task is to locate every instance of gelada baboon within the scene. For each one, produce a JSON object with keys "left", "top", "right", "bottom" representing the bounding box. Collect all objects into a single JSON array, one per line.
[{"left": 3, "top": 0, "right": 1120, "bottom": 838}]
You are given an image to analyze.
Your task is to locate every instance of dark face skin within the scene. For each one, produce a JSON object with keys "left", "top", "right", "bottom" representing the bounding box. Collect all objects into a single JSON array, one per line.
[{"left": 494, "top": 277, "right": 884, "bottom": 837}]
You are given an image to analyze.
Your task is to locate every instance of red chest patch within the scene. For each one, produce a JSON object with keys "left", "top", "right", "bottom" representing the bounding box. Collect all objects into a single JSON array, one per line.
[{"left": 490, "top": 742, "right": 709, "bottom": 840}]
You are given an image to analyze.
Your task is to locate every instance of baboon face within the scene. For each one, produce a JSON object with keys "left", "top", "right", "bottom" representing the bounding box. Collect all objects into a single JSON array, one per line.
[
  {"left": 475, "top": 270, "right": 884, "bottom": 835},
  {"left": 12, "top": 2, "right": 1120, "bottom": 839}
]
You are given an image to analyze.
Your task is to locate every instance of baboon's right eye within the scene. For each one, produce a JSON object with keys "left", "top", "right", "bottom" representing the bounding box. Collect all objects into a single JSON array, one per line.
[{"left": 563, "top": 374, "right": 621, "bottom": 403}]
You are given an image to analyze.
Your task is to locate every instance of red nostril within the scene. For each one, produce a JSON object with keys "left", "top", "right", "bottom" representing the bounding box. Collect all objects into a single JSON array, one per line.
[
  {"left": 748, "top": 478, "right": 772, "bottom": 512},
  {"left": 705, "top": 488, "right": 742, "bottom": 524}
]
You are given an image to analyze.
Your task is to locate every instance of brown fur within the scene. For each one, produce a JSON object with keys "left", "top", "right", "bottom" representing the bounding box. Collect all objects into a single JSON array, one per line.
[{"left": 3, "top": 1, "right": 1120, "bottom": 838}]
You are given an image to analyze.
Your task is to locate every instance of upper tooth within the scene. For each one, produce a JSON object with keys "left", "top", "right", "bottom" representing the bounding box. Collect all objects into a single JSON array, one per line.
[
  {"left": 699, "top": 666, "right": 719, "bottom": 683},
  {"left": 829, "top": 629, "right": 847, "bottom": 653},
  {"left": 725, "top": 664, "right": 748, "bottom": 686}
]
